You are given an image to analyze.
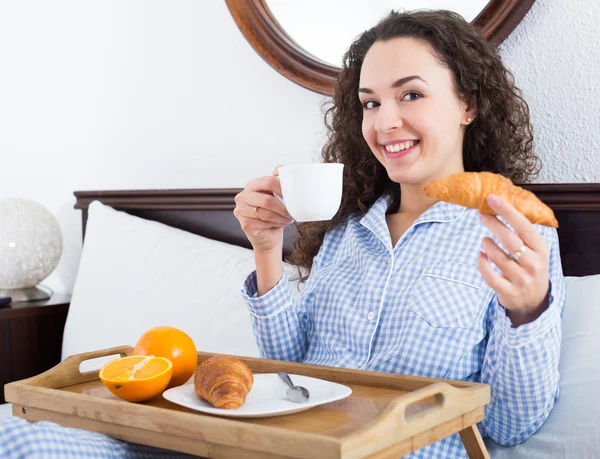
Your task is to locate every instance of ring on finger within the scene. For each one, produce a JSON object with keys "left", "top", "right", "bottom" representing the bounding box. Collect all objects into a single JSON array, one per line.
[
  {"left": 253, "top": 206, "right": 262, "bottom": 221},
  {"left": 509, "top": 244, "right": 527, "bottom": 262}
]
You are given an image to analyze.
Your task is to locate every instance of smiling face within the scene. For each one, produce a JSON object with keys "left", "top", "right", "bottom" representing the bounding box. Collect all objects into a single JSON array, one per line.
[{"left": 358, "top": 37, "right": 475, "bottom": 188}]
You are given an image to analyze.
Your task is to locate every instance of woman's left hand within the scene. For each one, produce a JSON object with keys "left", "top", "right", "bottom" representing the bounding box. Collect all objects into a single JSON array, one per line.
[{"left": 477, "top": 194, "right": 551, "bottom": 327}]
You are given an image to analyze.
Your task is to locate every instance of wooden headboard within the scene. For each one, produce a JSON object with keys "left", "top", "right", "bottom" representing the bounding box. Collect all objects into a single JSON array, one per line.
[{"left": 74, "top": 184, "right": 600, "bottom": 277}]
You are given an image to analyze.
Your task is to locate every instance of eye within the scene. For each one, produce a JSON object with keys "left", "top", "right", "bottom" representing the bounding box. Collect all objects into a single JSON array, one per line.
[
  {"left": 361, "top": 100, "right": 380, "bottom": 110},
  {"left": 402, "top": 92, "right": 422, "bottom": 101}
]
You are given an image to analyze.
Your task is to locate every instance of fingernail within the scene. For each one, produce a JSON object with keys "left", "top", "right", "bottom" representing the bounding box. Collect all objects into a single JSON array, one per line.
[{"left": 487, "top": 194, "right": 501, "bottom": 209}]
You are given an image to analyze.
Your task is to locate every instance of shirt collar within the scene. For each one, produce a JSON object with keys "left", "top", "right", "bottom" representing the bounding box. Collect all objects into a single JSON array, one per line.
[{"left": 359, "top": 192, "right": 467, "bottom": 249}]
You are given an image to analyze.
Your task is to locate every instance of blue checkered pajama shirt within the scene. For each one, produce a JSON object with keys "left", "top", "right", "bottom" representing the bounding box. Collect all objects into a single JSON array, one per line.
[{"left": 241, "top": 193, "right": 566, "bottom": 459}]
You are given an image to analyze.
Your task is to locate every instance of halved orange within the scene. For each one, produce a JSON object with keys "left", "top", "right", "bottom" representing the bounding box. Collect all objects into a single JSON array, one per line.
[{"left": 99, "top": 355, "right": 173, "bottom": 402}]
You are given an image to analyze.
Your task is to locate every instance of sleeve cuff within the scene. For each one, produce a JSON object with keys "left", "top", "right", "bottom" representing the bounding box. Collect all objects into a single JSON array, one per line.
[
  {"left": 240, "top": 270, "right": 295, "bottom": 318},
  {"left": 493, "top": 281, "right": 560, "bottom": 347}
]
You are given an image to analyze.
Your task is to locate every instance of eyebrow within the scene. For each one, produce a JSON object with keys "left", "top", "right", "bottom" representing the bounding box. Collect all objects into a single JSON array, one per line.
[{"left": 358, "top": 75, "right": 429, "bottom": 94}]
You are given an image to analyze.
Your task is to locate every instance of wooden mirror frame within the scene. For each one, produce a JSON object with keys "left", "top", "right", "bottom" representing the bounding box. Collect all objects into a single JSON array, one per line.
[{"left": 226, "top": 0, "right": 536, "bottom": 95}]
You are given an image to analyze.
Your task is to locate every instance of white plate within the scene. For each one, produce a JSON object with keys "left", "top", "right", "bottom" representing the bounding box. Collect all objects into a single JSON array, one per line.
[{"left": 162, "top": 373, "right": 352, "bottom": 418}]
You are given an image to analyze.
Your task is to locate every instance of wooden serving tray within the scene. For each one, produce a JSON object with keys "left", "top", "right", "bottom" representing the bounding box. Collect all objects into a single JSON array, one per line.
[{"left": 4, "top": 346, "right": 491, "bottom": 458}]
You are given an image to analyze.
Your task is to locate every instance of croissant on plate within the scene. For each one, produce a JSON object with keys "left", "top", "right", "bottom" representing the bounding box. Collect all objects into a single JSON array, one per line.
[
  {"left": 194, "top": 355, "right": 254, "bottom": 409},
  {"left": 423, "top": 172, "right": 558, "bottom": 228}
]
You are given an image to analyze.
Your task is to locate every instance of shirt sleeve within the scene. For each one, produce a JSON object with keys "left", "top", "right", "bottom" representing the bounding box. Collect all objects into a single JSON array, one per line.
[
  {"left": 240, "top": 256, "right": 321, "bottom": 363},
  {"left": 479, "top": 225, "right": 566, "bottom": 446}
]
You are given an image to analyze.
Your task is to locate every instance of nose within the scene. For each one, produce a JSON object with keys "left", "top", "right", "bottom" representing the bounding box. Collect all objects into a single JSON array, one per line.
[{"left": 374, "top": 102, "right": 402, "bottom": 133}]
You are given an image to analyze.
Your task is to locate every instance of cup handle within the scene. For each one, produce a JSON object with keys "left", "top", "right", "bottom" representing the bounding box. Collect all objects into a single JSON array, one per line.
[{"left": 273, "top": 193, "right": 286, "bottom": 206}]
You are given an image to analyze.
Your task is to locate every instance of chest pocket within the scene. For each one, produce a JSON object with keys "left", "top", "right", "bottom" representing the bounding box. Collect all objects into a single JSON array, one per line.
[{"left": 409, "top": 262, "right": 486, "bottom": 329}]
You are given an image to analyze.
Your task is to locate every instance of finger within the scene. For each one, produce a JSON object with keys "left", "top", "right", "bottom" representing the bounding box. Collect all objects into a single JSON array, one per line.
[
  {"left": 486, "top": 194, "right": 545, "bottom": 252},
  {"left": 479, "top": 212, "right": 535, "bottom": 271},
  {"left": 246, "top": 203, "right": 293, "bottom": 225},
  {"left": 480, "top": 237, "right": 527, "bottom": 287},
  {"left": 238, "top": 216, "right": 289, "bottom": 231},
  {"left": 478, "top": 251, "right": 517, "bottom": 299},
  {"left": 272, "top": 164, "right": 283, "bottom": 176},
  {"left": 246, "top": 175, "right": 285, "bottom": 203},
  {"left": 246, "top": 190, "right": 293, "bottom": 220},
  {"left": 234, "top": 198, "right": 288, "bottom": 225},
  {"left": 245, "top": 175, "right": 280, "bottom": 193}
]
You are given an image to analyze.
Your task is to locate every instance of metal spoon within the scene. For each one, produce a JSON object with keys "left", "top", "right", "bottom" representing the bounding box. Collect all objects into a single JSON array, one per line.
[{"left": 278, "top": 372, "right": 310, "bottom": 403}]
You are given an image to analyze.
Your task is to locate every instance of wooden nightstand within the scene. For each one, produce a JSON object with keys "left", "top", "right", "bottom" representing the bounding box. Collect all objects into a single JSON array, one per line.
[{"left": 0, "top": 293, "right": 70, "bottom": 404}]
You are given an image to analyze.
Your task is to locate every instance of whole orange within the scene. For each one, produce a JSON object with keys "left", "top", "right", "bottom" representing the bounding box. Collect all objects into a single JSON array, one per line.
[{"left": 134, "top": 326, "right": 197, "bottom": 388}]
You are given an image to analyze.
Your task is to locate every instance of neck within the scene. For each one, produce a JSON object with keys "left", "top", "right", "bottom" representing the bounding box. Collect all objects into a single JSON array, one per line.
[
  {"left": 397, "top": 184, "right": 438, "bottom": 215},
  {"left": 395, "top": 150, "right": 466, "bottom": 215}
]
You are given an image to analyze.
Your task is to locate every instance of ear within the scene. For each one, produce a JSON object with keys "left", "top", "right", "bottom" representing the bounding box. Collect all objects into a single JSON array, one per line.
[{"left": 463, "top": 106, "right": 478, "bottom": 125}]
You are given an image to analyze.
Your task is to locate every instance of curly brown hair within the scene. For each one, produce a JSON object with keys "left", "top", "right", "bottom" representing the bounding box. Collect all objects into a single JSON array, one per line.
[{"left": 286, "top": 9, "right": 540, "bottom": 282}]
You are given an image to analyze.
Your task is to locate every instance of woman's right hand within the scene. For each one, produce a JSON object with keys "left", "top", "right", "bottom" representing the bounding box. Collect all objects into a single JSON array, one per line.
[{"left": 234, "top": 166, "right": 295, "bottom": 253}]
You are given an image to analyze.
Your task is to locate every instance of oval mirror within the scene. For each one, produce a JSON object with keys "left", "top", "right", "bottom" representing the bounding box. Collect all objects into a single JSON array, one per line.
[{"left": 226, "top": 0, "right": 536, "bottom": 95}]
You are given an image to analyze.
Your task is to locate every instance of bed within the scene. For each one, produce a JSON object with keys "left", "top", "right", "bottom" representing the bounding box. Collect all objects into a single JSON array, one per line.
[{"left": 5, "top": 183, "right": 600, "bottom": 457}]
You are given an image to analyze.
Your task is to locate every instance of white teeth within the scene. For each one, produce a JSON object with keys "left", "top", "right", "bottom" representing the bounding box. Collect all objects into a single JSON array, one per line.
[{"left": 384, "top": 140, "right": 418, "bottom": 153}]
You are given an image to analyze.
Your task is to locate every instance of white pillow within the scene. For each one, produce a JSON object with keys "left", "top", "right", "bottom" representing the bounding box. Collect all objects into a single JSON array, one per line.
[
  {"left": 62, "top": 201, "right": 300, "bottom": 371},
  {"left": 487, "top": 275, "right": 600, "bottom": 458}
]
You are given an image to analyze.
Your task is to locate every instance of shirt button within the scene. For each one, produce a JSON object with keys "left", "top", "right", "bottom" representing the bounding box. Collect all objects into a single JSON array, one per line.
[{"left": 367, "top": 311, "right": 375, "bottom": 321}]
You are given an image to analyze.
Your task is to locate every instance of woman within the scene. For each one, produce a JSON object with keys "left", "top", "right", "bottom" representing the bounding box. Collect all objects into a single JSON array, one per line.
[{"left": 234, "top": 10, "right": 565, "bottom": 458}]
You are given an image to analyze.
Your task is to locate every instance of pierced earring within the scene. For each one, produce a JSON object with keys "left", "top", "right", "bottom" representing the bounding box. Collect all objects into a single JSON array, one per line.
[{"left": 467, "top": 117, "right": 472, "bottom": 123}]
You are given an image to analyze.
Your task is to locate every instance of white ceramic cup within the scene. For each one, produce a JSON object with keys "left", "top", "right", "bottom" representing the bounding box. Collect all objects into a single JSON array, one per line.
[{"left": 275, "top": 163, "right": 344, "bottom": 222}]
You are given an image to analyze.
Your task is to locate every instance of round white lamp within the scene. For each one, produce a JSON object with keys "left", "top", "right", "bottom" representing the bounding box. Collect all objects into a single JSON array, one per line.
[{"left": 0, "top": 198, "right": 63, "bottom": 302}]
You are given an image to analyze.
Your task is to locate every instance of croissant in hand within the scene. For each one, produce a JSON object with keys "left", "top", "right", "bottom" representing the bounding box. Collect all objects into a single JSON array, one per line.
[
  {"left": 194, "top": 355, "right": 254, "bottom": 409},
  {"left": 424, "top": 172, "right": 558, "bottom": 228}
]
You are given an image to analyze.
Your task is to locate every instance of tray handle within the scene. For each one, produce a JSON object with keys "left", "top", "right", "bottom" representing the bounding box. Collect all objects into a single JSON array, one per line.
[
  {"left": 16, "top": 345, "right": 134, "bottom": 389},
  {"left": 388, "top": 381, "right": 454, "bottom": 425},
  {"left": 62, "top": 345, "right": 135, "bottom": 371},
  {"left": 344, "top": 382, "right": 457, "bottom": 446}
]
